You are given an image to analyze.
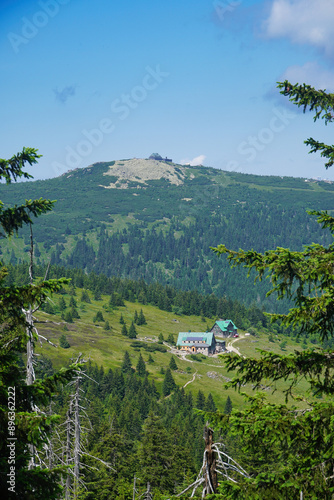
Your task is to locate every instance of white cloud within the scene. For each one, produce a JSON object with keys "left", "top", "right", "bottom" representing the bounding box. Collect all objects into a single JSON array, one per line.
[
  {"left": 180, "top": 155, "right": 206, "bottom": 166},
  {"left": 264, "top": 0, "right": 334, "bottom": 55},
  {"left": 282, "top": 61, "right": 334, "bottom": 91}
]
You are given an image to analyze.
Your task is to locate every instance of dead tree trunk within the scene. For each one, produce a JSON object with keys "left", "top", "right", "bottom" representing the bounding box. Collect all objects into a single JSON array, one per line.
[
  {"left": 204, "top": 426, "right": 217, "bottom": 495},
  {"left": 73, "top": 377, "right": 81, "bottom": 499},
  {"left": 65, "top": 402, "right": 73, "bottom": 500},
  {"left": 172, "top": 425, "right": 248, "bottom": 499},
  {"left": 144, "top": 482, "right": 153, "bottom": 500}
]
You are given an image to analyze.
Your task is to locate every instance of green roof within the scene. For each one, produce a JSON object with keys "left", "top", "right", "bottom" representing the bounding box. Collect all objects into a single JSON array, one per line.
[
  {"left": 215, "top": 320, "right": 237, "bottom": 331},
  {"left": 177, "top": 332, "right": 215, "bottom": 346}
]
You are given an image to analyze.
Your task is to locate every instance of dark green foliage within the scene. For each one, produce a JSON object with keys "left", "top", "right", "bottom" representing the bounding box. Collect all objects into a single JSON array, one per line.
[
  {"left": 0, "top": 148, "right": 80, "bottom": 498},
  {"left": 137, "top": 308, "right": 147, "bottom": 325},
  {"left": 119, "top": 313, "right": 125, "bottom": 324},
  {"left": 109, "top": 292, "right": 124, "bottom": 307},
  {"left": 70, "top": 306, "right": 80, "bottom": 319},
  {"left": 205, "top": 81, "right": 334, "bottom": 498},
  {"left": 134, "top": 309, "right": 138, "bottom": 324},
  {"left": 58, "top": 296, "right": 66, "bottom": 311},
  {"left": 280, "top": 340, "right": 287, "bottom": 350},
  {"left": 93, "top": 310, "right": 104, "bottom": 323},
  {"left": 205, "top": 393, "right": 217, "bottom": 412},
  {"left": 158, "top": 332, "right": 164, "bottom": 343},
  {"left": 169, "top": 356, "right": 178, "bottom": 371},
  {"left": 224, "top": 395, "right": 232, "bottom": 415},
  {"left": 59, "top": 334, "right": 70, "bottom": 348},
  {"left": 129, "top": 341, "right": 167, "bottom": 353},
  {"left": 121, "top": 323, "right": 128, "bottom": 336},
  {"left": 69, "top": 296, "right": 77, "bottom": 308},
  {"left": 43, "top": 300, "right": 55, "bottom": 314},
  {"left": 138, "top": 413, "right": 181, "bottom": 494},
  {"left": 190, "top": 353, "right": 202, "bottom": 362},
  {"left": 63, "top": 310, "right": 73, "bottom": 323},
  {"left": 12, "top": 264, "right": 275, "bottom": 338},
  {"left": 136, "top": 353, "right": 146, "bottom": 377},
  {"left": 121, "top": 351, "right": 132, "bottom": 374},
  {"left": 103, "top": 320, "right": 111, "bottom": 331},
  {"left": 167, "top": 333, "right": 175, "bottom": 345},
  {"left": 162, "top": 368, "right": 176, "bottom": 396},
  {"left": 195, "top": 390, "right": 206, "bottom": 410},
  {"left": 35, "top": 355, "right": 54, "bottom": 379},
  {"left": 147, "top": 354, "right": 154, "bottom": 364},
  {"left": 3, "top": 146, "right": 334, "bottom": 315},
  {"left": 128, "top": 321, "right": 137, "bottom": 339},
  {"left": 80, "top": 289, "right": 91, "bottom": 303}
]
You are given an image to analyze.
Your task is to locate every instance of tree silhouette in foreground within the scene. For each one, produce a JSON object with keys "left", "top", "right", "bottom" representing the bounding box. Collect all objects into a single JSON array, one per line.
[
  {"left": 208, "top": 82, "right": 334, "bottom": 498},
  {"left": 0, "top": 148, "right": 79, "bottom": 498}
]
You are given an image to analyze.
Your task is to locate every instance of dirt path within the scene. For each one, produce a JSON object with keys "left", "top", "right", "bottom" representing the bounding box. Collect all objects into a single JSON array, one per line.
[
  {"left": 183, "top": 370, "right": 198, "bottom": 388},
  {"left": 226, "top": 337, "right": 245, "bottom": 358}
]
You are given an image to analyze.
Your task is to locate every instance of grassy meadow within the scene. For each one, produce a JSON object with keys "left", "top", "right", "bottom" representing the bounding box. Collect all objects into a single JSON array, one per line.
[{"left": 34, "top": 286, "right": 318, "bottom": 411}]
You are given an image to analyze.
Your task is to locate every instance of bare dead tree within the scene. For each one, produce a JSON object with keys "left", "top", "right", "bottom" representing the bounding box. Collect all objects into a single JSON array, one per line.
[
  {"left": 54, "top": 359, "right": 114, "bottom": 499},
  {"left": 24, "top": 224, "right": 57, "bottom": 469},
  {"left": 24, "top": 224, "right": 57, "bottom": 387},
  {"left": 171, "top": 425, "right": 249, "bottom": 499},
  {"left": 138, "top": 482, "right": 153, "bottom": 500}
]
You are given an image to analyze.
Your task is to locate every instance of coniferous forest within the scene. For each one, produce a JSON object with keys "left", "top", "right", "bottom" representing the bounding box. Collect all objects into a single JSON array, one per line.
[{"left": 3, "top": 80, "right": 334, "bottom": 500}]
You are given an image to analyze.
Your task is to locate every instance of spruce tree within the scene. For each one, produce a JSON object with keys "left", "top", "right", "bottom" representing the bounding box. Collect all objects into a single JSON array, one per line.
[
  {"left": 224, "top": 396, "right": 232, "bottom": 415},
  {"left": 137, "top": 308, "right": 147, "bottom": 325},
  {"left": 136, "top": 353, "right": 146, "bottom": 377},
  {"left": 205, "top": 393, "right": 217, "bottom": 412},
  {"left": 121, "top": 323, "right": 128, "bottom": 336},
  {"left": 139, "top": 413, "right": 175, "bottom": 493},
  {"left": 0, "top": 148, "right": 79, "bottom": 497},
  {"left": 44, "top": 301, "right": 55, "bottom": 314},
  {"left": 64, "top": 310, "right": 73, "bottom": 323},
  {"left": 93, "top": 310, "right": 104, "bottom": 323},
  {"left": 128, "top": 321, "right": 137, "bottom": 339},
  {"left": 169, "top": 356, "right": 178, "bottom": 371},
  {"left": 119, "top": 313, "right": 125, "bottom": 325},
  {"left": 134, "top": 309, "right": 138, "bottom": 324},
  {"left": 121, "top": 351, "right": 132, "bottom": 374},
  {"left": 138, "top": 291, "right": 147, "bottom": 304},
  {"left": 69, "top": 296, "right": 77, "bottom": 308},
  {"left": 58, "top": 296, "right": 66, "bottom": 311},
  {"left": 103, "top": 320, "right": 111, "bottom": 331},
  {"left": 59, "top": 334, "right": 70, "bottom": 348},
  {"left": 162, "top": 368, "right": 176, "bottom": 396},
  {"left": 167, "top": 333, "right": 175, "bottom": 345},
  {"left": 195, "top": 390, "right": 206, "bottom": 410},
  {"left": 70, "top": 306, "right": 80, "bottom": 319},
  {"left": 80, "top": 289, "right": 91, "bottom": 303},
  {"left": 148, "top": 354, "right": 154, "bottom": 364},
  {"left": 209, "top": 82, "right": 334, "bottom": 497}
]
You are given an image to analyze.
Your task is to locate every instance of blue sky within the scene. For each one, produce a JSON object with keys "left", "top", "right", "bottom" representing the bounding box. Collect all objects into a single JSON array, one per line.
[{"left": 1, "top": 0, "right": 334, "bottom": 180}]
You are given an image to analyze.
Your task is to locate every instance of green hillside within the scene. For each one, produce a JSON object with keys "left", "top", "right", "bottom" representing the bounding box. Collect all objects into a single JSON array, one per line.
[
  {"left": 2, "top": 158, "right": 334, "bottom": 311},
  {"left": 34, "top": 283, "right": 317, "bottom": 411}
]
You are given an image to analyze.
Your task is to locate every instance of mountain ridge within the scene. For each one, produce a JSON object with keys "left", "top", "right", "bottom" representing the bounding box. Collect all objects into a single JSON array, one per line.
[{"left": 1, "top": 158, "right": 334, "bottom": 310}]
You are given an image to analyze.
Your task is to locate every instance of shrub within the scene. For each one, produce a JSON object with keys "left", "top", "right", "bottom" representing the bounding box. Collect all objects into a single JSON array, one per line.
[
  {"left": 59, "top": 334, "right": 70, "bottom": 348},
  {"left": 93, "top": 310, "right": 104, "bottom": 323}
]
